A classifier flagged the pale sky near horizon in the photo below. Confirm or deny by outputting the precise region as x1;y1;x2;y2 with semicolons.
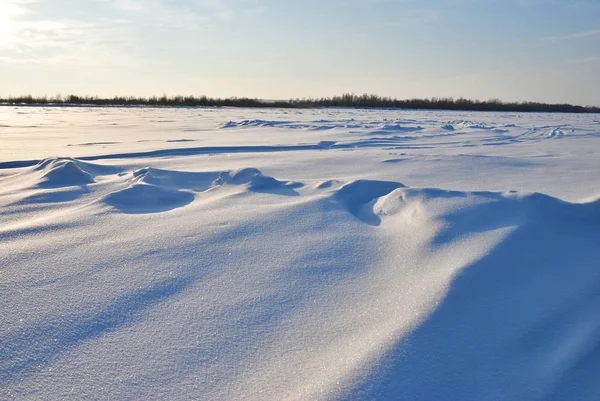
0;0;599;105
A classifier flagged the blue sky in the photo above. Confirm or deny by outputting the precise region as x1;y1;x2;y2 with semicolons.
1;0;599;105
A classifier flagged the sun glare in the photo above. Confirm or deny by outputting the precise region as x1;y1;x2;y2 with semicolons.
0;16;12;36
0;3;25;37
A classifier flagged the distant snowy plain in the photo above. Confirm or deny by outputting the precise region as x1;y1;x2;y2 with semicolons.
1;106;599;400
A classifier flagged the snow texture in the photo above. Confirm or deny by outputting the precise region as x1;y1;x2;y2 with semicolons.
0;106;599;400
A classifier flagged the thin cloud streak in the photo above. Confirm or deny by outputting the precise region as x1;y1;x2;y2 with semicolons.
546;29;600;41
566;55;600;64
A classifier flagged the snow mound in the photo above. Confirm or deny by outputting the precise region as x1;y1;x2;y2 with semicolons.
449;120;498;130
381;124;422;131
317;179;342;189
0;157;125;205
103;183;194;214
347;188;600;400
546;128;566;138
102;167;222;213
372;187;600;229
248;174;285;191
334;179;406;224
102;167;303;214
217;168;303;194
369;124;423;135
222;119;283;128
224;167;264;185
132;167;221;192
221;119;334;130
441;124;455;131
34;157;95;188
511;126;569;144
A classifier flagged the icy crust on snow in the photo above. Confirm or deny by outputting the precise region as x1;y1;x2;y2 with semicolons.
1;108;600;400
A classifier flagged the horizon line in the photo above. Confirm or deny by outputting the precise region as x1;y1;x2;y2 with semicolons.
1;94;599;114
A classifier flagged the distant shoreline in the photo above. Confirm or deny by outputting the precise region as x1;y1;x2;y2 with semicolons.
2;94;599;114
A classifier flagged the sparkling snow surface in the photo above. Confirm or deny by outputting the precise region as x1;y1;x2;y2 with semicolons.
1;106;599;400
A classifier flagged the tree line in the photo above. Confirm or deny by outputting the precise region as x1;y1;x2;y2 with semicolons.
1;93;598;113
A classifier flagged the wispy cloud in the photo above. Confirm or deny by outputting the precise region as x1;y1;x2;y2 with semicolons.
0;0;255;69
546;29;600;41
566;55;600;64
0;1;142;68
512;0;599;8
564;1;600;10
105;0;235;27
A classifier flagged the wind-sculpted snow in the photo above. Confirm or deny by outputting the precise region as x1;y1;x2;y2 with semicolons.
101;167;304;214
104;183;195;214
0;107;599;400
34;158;95;188
351;189;600;400
334;180;406;225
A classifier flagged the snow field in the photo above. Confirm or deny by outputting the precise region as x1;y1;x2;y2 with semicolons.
1;106;599;400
